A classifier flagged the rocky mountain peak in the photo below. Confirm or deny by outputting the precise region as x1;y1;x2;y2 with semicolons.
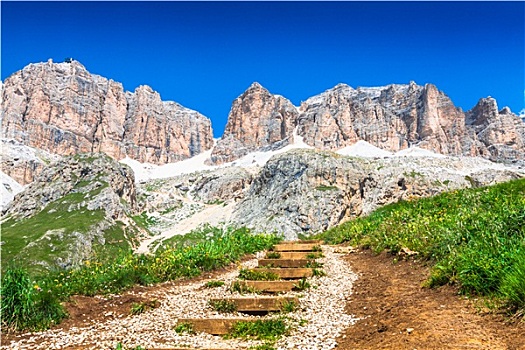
1;60;214;183
209;83;299;164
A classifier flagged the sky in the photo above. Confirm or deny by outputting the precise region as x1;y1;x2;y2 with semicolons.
2;1;524;137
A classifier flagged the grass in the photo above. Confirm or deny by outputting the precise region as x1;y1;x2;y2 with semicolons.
319;178;525;314
226;318;289;341
204;280;225;288
0;267;67;331
208;299;237;313
265;251;281;259
238;269;280;281
230;281;260;294
130;299;159;315
280;300;297;313
315;185;339;191
173;322;195;335
1;226;280;331
293;278;311;291
305;252;323;259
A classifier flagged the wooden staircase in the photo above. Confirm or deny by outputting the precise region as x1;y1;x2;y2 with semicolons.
174;239;324;345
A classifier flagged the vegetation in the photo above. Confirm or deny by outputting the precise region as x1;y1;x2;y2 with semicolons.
1;226;280;331
230;281;260;294
265;251;281;259
129;299;159;315
208;299;237;313
305;252;323;259
238;268;280;281
280;300;297;313
319;178;525;313
315;185;339;191
0;267;67;331
204;280;225;288
173;322;195;335
293;277;311;291
226;318;289;341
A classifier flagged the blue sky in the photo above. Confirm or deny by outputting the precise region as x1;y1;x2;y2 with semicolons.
2;1;524;137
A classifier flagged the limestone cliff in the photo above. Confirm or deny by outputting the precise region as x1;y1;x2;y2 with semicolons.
215;82;525;163
210;82;299;164
1;59;214;167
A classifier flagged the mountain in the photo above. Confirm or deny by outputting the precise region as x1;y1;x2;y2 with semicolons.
1;153;143;274
1;59;214;185
210;82;299;164
214;82;525;164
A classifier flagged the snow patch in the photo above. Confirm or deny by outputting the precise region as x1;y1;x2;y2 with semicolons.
1;170;24;211
337;140;392;158
393;147;447;158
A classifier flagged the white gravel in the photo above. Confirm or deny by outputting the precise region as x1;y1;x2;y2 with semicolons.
2;246;358;350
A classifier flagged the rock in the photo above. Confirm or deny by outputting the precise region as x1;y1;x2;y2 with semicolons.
232;149;524;239
210;82;299;164
3;152;137;220
215;81;525;164
1;59;214;166
190;167;253;202
466;97;525;162
1;139;60;185
1;153;141;272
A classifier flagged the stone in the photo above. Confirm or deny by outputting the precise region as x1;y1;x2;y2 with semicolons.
210;82;299;164
1;60;214;166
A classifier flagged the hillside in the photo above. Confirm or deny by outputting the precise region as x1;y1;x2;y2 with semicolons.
1;153;143;275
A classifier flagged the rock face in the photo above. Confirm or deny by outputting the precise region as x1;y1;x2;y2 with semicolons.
1;138;60;185
1;59;214;165
232;149;524;239
3;153;137;220
215;82;525;163
210;82;299;164
466;98;525;161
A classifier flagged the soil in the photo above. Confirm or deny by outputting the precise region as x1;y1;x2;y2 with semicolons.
3;250;525;350
336;249;525;350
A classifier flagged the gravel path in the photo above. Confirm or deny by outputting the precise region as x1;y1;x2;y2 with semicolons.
3;246;358;350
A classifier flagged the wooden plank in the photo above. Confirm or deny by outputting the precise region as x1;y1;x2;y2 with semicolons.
258;259;310;268
175;318;253;335
209;297;299;312
280;239;322;244
272;243;320;252
252;267;313;279
235;280;297;293
267;251;323;259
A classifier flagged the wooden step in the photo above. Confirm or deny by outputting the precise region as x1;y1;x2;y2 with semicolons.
266;251;323;259
258;258;310;268
175;318;254;335
272;243;320;252
251;267;314;279
234;280;297;293
209;296;299;312
280;239;322;244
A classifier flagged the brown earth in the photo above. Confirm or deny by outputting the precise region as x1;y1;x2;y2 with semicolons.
3;250;525;349
336;249;525;350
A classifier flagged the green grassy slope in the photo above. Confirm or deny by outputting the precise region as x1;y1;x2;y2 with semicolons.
319;178;525;312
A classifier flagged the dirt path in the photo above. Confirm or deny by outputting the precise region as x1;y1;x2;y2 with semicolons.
337;249;525;350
